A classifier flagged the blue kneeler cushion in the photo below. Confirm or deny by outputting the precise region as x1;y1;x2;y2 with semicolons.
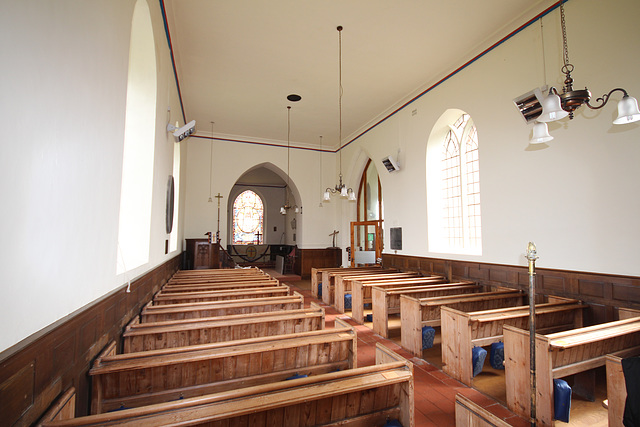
317;283;322;297
285;373;308;380
344;293;352;310
365;313;373;322
472;346;487;377
383;419;403;427
489;342;505;370
553;378;571;423
421;326;435;349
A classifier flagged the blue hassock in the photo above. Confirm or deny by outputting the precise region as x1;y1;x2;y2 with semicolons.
364;303;372;309
318;283;322;297
383;419;403;427
421;326;435;349
365;313;373;322
553;379;572;423
344;294;352;310
285;373;308;380
489;342;505;370
472;346;487;377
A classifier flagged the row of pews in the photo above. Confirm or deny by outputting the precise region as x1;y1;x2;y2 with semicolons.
37;267;415;426
313;265;640;427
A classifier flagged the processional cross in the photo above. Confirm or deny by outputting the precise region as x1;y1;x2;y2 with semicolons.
329;230;339;247
215;193;223;243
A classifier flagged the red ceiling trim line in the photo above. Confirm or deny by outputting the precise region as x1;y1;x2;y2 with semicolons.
162;0;565;153
337;0;565;153
193;135;335;153
159;0;187;125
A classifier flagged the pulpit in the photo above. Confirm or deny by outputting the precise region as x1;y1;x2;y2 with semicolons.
184;239;219;269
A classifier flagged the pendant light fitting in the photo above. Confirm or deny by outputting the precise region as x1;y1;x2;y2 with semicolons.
324;25;356;202
531;2;639;143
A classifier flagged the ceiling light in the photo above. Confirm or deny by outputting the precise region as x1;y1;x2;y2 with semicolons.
534;3;639;131
281;106;300;215
324;26;356;203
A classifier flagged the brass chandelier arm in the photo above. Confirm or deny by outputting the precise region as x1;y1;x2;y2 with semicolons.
585;88;630;110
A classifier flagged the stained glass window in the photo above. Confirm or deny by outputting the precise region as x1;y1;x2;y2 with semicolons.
232;190;264;244
441;113;481;250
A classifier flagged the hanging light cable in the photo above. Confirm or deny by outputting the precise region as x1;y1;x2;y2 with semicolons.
324;25;356;202
281;106;300;215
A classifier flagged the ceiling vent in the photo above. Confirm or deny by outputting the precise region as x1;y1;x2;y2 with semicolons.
382;156;400;173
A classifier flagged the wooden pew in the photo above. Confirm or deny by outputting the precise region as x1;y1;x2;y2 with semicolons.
351;276;448;325
333;272;420;313
168;269;269;283
166;275;275;286
322;268;396;306
454;393;511;427
504;317;640;426
160;278;280;293
122;303;325;352
372;282;480;338
174;267;264;277
34;388;76;427
310;266;382;299
140;292;305;322
441;301;585;386
606;346;640;427
42;344;414;427
401;290;525;357
152;285;289;305
90;323;357;414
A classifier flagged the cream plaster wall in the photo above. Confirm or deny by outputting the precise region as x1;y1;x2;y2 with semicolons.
338;0;640;275
183;138;340;249
0;0;185;352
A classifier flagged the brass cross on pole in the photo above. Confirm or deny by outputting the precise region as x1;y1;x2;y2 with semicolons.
215;193;223;242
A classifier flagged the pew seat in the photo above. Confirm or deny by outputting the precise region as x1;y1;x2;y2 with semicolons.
42;344;414;427
400;290;525;357
90;322;357;413
123;303;325;352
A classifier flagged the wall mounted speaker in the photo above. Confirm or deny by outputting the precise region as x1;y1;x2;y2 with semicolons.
382;156;400;173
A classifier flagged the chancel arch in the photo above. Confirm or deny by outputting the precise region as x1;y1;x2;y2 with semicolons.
226;163;302;265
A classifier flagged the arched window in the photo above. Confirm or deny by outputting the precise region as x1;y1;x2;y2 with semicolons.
427;111;481;255
357;159;383;222
232;190;264;244
116;0;157;273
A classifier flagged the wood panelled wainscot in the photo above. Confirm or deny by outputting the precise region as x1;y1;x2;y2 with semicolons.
0;256;180;427
382;254;640;325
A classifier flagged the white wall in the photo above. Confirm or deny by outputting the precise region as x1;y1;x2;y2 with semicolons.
184;138;340;249
0;0;185;352
339;0;640;276
184;0;640;276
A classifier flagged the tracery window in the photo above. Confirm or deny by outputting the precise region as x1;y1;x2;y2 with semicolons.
441;113;481;250
232;190;264;244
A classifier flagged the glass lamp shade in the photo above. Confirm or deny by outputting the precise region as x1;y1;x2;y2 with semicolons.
323;190;331;201
280;206;286;215
530;121;553;144
538;92;569;122
340;186;348;197
613;95;640;124
348;191;357;201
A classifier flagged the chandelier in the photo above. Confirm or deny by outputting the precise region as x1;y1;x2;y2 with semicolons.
281;106;300;215
324;26;356;202
530;2;640;143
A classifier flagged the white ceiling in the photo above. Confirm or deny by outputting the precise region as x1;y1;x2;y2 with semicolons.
163;0;558;150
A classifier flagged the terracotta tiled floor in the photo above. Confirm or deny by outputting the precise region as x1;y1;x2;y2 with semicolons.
287;279;528;427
